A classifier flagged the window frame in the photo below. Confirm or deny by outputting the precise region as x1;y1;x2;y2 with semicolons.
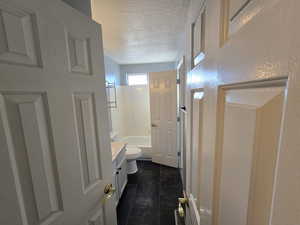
126;73;149;86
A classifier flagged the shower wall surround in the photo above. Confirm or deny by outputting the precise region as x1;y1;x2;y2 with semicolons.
111;85;151;138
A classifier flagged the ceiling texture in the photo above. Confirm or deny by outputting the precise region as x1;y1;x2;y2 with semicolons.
91;0;190;64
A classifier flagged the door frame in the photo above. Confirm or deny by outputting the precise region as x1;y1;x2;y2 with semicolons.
176;56;186;181
212;76;289;225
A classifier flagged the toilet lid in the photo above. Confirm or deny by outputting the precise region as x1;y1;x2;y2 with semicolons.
126;147;142;159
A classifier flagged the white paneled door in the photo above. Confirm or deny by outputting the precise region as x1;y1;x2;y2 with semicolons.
149;71;177;167
0;1;116;225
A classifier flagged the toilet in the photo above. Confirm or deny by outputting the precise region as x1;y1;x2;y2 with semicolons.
126;146;142;174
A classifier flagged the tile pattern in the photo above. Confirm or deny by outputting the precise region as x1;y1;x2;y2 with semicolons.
117;161;183;225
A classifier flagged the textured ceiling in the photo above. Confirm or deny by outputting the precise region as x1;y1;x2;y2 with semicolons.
91;0;190;64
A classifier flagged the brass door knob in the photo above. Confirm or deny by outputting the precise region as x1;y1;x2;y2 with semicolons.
102;184;116;203
178;197;188;204
178;197;188;218
178;202;185;218
104;184;116;195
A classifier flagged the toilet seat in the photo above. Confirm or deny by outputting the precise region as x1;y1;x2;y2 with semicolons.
126;146;142;160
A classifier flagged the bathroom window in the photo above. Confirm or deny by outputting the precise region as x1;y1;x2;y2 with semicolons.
193;91;204;100
127;73;148;86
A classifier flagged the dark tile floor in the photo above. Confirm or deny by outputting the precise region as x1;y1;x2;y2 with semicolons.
117;161;183;225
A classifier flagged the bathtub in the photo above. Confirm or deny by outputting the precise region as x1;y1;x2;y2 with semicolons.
120;136;152;158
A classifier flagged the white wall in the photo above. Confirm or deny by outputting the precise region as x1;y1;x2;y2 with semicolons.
109;87;123;137
104;55;121;85
104;55;121;134
120;62;176;85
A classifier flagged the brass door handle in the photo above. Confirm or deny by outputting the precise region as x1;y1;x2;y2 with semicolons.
104;184;116;195
178;202;184;218
178;197;188;204
178;197;188;218
151;123;158;127
102;184;116;203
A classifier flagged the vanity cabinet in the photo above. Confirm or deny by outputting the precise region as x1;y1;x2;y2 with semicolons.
112;146;127;205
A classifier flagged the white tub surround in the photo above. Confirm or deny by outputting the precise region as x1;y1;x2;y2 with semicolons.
120;136;152;158
121;136;151;147
109;86;151;138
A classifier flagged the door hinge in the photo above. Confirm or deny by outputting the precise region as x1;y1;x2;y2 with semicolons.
177;152;181;157
176;78;180;84
177;116;180;122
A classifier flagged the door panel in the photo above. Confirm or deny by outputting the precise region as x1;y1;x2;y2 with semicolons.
183;91;204;225
150;71;177;167
188;98;203;197
217;87;285;225
219;104;257;225
0;0;116;225
247;93;284;225
0;93;63;225
0;5;42;67
73;93;102;193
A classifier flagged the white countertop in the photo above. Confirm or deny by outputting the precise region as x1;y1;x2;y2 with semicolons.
111;142;126;161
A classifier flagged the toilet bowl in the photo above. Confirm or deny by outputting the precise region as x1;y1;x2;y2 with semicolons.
126;146;142;174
